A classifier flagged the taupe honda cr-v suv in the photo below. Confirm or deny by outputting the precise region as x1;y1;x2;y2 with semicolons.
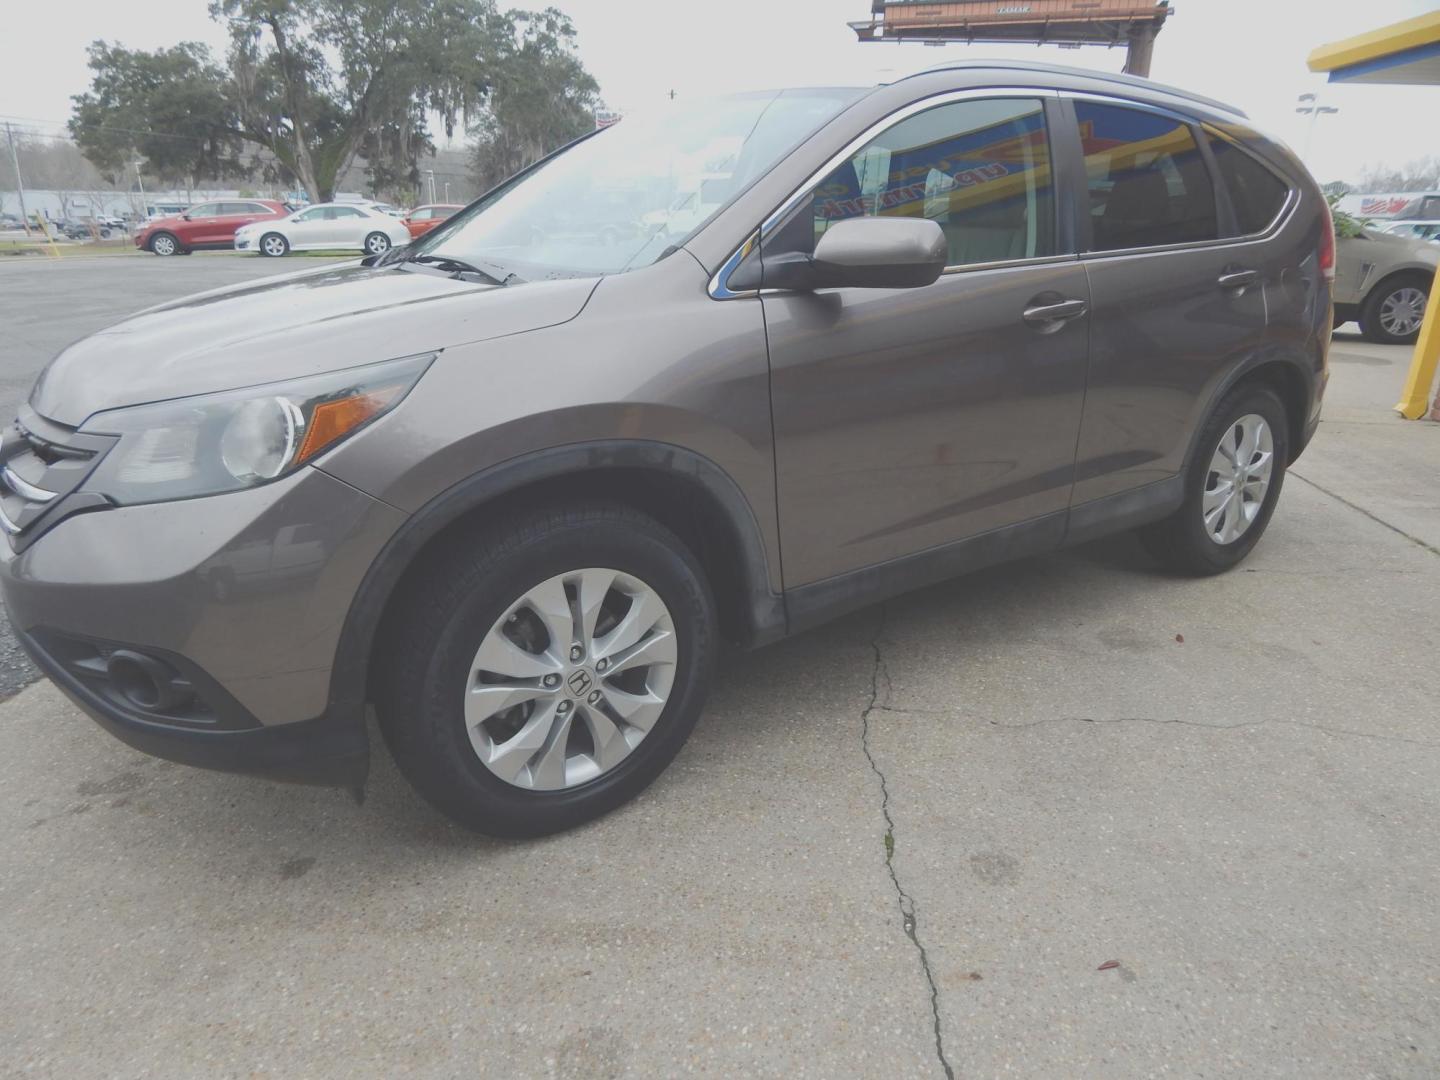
1;62;1331;836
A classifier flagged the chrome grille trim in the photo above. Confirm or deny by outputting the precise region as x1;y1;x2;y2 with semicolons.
2;464;56;503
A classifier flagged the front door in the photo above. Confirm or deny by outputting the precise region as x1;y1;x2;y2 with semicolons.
762;95;1090;588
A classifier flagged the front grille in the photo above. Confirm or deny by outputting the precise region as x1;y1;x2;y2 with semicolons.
0;406;114;550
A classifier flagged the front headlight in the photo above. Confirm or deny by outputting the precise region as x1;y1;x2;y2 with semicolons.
78;352;434;505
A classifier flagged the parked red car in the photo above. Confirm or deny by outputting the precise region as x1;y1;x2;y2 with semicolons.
402;204;464;239
135;199;291;256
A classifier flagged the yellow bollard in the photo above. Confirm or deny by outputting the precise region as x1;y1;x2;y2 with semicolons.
1395;265;1440;420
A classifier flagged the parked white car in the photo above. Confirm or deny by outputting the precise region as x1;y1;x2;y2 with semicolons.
1382;220;1440;243
235;202;411;257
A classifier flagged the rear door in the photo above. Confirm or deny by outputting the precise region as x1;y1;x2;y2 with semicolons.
762;92;1091;588
1068;97;1269;505
328;206;371;248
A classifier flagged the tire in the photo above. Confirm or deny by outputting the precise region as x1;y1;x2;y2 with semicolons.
259;232;289;258
363;231;391;256
375;502;718;837
1139;383;1290;576
148;231;181;256
1359;274;1430;345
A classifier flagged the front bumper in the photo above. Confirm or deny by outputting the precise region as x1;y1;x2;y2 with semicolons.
0;465;407;787
235;235;253;251
18;626;369;786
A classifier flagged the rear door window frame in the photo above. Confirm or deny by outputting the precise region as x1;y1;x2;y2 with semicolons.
1059;92;1235;258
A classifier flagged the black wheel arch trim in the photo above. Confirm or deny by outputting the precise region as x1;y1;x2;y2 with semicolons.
320;439;787;723
1182;351;1316;470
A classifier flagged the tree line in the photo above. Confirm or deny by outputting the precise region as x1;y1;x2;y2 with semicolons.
67;0;601;204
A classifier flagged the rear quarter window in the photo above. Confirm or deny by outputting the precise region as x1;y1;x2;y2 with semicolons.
1206;133;1291;235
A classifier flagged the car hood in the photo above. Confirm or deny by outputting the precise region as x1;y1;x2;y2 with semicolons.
30;262;600;427
1356;228;1440;264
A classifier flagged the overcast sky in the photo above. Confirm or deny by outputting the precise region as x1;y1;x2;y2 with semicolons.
3;0;1438;185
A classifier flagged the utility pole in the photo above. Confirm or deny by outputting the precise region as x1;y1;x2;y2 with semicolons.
133;160;147;221
443;180;450;202
427;169;436;204
5;122;32;235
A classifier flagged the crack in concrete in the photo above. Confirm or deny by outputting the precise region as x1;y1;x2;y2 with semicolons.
861;605;955;1080
1290;470;1440;558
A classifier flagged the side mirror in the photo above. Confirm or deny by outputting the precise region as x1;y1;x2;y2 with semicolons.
181;213;192;221
757;217;948;292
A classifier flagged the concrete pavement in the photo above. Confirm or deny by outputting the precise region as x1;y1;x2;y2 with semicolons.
0;265;1437;1077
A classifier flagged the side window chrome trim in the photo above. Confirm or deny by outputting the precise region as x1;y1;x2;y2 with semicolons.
708;86;1063;300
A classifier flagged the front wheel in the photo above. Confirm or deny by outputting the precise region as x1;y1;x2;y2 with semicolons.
375;502;717;837
364;231;391;256
148;231;181;256
259;233;289;257
1139;383;1289;575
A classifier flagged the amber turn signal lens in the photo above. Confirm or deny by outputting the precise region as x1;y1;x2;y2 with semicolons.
296;386;403;464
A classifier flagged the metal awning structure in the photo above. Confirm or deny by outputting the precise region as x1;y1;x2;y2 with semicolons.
1307;10;1440;85
1309;11;1440;420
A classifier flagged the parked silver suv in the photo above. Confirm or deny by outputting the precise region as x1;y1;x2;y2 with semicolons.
0;62;1331;836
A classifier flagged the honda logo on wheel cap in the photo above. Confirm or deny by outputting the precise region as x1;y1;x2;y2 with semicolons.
567;670;593;696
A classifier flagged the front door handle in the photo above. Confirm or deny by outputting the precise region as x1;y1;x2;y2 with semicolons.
1022;297;1089;326
1217;268;1259;291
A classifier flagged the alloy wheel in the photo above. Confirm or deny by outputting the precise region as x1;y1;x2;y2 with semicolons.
464;568;677;791
262;235;287;257
1202;413;1274;545
366;233;390;255
151;235;176;255
1379;286;1427;338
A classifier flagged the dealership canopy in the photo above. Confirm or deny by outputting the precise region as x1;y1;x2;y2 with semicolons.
1307;10;1440;85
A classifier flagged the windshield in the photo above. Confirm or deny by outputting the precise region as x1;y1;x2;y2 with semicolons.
411;88;864;280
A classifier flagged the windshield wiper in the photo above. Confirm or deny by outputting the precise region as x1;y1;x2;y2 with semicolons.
404;253;523;286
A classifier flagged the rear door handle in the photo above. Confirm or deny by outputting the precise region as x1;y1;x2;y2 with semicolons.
1022;297;1089;325
1217;268;1259;290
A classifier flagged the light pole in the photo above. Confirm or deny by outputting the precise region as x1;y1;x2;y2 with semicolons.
1296;93;1339;161
427;169;436;204
133;160;147;220
443;180;450;202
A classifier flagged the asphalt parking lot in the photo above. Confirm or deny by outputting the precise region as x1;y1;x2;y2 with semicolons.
1;257;1438;1078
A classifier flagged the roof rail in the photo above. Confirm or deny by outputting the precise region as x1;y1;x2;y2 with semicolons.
904;59;1247;118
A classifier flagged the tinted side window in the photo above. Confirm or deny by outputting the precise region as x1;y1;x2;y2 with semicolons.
333;207;366;219
188;204;222;218
1207;134;1290;235
411;208;433;221
811;97;1056;266
1074;101;1217;251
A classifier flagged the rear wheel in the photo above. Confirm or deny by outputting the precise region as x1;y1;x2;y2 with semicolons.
148;231;180;256
364;231;391;256
375;502;717;837
1140;383;1289;575
1360;274;1429;345
259;232;289;257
